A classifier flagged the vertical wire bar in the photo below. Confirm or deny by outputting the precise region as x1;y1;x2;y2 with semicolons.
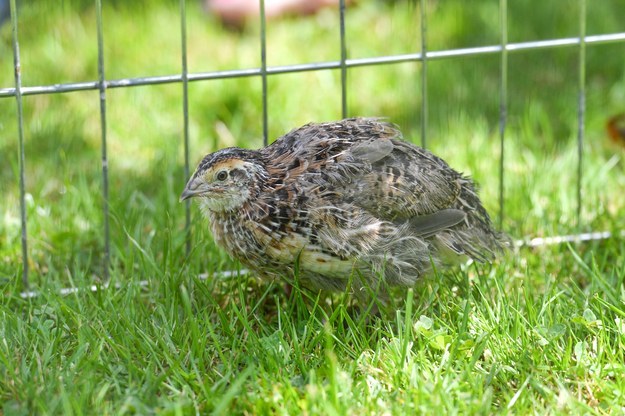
96;0;110;279
339;0;347;118
498;0;508;230
576;0;586;229
260;0;268;145
10;0;28;288
180;0;191;256
419;0;427;149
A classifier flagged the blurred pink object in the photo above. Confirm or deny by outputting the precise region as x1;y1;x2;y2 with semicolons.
206;0;341;26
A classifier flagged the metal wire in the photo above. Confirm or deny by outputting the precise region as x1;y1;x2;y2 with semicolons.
339;0;348;118
576;0;587;230
419;0;427;149
498;0;508;230
260;0;268;146
10;0;28;288
3;33;624;99
180;0;191;256
517;230;623;248
96;0;110;279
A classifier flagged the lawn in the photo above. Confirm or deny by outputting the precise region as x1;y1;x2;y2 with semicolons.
1;0;625;414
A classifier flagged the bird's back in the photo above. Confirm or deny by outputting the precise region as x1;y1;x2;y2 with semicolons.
261;118;505;268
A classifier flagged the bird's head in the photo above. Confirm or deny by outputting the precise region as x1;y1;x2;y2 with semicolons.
180;148;267;213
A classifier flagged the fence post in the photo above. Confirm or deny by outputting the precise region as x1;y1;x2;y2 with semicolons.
180;0;192;256
260;0;268;146
96;0;111;280
576;0;586;230
10;0;29;288
498;0;508;230
420;0;427;149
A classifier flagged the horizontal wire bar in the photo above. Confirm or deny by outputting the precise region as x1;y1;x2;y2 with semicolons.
19;269;248;299
515;230;624;248
17;229;625;299
11;0;29;288
2;32;624;98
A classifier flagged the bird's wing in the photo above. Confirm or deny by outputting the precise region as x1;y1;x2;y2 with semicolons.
315;134;471;227
407;209;467;237
265;118;476;239
330;133;503;260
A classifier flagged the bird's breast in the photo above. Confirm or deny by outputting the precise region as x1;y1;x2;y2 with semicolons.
209;202;353;277
249;224;354;276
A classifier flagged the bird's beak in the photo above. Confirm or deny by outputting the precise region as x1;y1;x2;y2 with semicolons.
179;177;205;202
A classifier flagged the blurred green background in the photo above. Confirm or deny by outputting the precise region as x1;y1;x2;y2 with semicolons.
1;0;624;286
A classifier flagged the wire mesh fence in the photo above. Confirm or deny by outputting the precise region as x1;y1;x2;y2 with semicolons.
3;0;625;289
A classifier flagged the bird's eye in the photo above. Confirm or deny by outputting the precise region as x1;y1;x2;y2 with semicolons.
216;170;228;181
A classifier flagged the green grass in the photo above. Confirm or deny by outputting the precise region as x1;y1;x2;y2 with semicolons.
1;0;625;414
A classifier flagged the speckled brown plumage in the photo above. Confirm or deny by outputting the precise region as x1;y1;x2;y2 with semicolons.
181;118;506;299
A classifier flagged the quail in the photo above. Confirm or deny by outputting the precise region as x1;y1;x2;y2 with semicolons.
181;118;506;300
